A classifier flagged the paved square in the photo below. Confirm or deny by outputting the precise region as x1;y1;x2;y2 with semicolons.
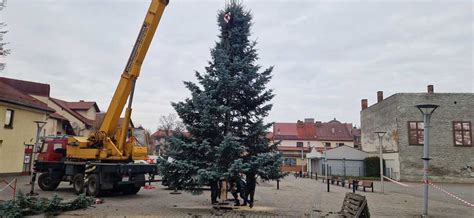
1;176;472;217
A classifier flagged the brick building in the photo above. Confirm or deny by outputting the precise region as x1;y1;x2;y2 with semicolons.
361;85;473;183
272;118;359;172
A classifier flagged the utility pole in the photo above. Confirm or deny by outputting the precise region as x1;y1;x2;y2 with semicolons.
375;131;386;194
416;104;438;217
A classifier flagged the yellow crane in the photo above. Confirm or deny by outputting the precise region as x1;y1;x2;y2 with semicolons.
34;0;169;196
68;0;168;161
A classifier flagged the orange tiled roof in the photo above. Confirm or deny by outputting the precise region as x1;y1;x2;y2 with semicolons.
273;119;354;142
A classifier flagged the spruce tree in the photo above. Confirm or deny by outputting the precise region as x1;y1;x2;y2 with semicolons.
158;0;284;196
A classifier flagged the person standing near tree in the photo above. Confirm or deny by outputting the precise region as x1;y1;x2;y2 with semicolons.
210;180;219;205
245;173;256;208
229;176;241;206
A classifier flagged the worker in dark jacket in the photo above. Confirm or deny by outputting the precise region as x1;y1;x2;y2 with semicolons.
245;173;257;208
229;178;240;206
210;180;219;204
230;174;248;206
238;174;247;206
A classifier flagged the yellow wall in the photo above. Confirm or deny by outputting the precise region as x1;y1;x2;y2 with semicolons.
76;107;97;120
0;103;47;174
314;140;354;148
296;158;306;166
279;139;354;149
279;139;319;148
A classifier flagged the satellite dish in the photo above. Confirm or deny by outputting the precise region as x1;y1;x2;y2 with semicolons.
71;122;80;135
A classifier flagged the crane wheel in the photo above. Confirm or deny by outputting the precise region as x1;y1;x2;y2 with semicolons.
86;174;101;197
38;173;60;191
73;174;85;195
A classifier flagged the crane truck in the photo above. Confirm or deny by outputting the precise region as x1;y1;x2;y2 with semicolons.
33;0;169;196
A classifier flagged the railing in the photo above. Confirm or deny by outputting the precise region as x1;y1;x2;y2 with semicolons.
0;178;17;200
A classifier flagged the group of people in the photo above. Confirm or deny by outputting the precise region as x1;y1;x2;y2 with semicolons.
210;173;257;208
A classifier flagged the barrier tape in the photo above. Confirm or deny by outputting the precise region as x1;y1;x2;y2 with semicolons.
383;176;474;208
382;176;424;188
383;176;410;187
428;181;474;208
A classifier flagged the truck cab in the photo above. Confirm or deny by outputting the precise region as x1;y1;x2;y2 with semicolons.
37;136;68;162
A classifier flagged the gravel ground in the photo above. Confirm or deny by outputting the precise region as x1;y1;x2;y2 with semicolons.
1;175;473;217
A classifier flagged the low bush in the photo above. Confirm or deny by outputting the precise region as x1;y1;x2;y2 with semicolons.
0;191;94;217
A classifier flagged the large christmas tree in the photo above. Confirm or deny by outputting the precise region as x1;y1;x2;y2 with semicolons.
159;0;284;198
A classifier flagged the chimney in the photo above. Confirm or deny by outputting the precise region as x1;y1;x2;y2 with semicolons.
427;85;434;94
377;91;383;103
361;99;368;110
304;118;315;123
79;100;84;102
297;120;304;127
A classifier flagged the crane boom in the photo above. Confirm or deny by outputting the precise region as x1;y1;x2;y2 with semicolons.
100;0;168;137
98;0;168;156
67;0;169;161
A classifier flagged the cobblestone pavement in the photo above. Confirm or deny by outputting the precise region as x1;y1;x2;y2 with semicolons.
1;175;473;217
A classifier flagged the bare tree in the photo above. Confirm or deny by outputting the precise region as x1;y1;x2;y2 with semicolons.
157;113;184;136
155;113;185;156
0;2;9;72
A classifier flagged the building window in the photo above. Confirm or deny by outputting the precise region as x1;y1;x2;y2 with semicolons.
4;109;14;129
453;121;472;146
408;121;424;145
324;142;331;148
337;143;345;147
282;158;296;166
296;141;303;147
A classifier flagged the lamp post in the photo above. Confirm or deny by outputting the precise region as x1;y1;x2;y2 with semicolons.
28;121;47;196
324;144;327;178
416;104;438;217
324;143;329;192
375;131;386;194
301;146;304;177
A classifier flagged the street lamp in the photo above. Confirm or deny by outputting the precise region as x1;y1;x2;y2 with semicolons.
375;131;386;194
324;143;328;180
301;146;304;177
416;104;438;217
28;121;47;196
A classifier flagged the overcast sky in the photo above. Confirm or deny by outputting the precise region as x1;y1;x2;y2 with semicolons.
1;0;472;130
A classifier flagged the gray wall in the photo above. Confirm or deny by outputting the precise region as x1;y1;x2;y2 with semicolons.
361;95;401;153
326;159;365;177
312;159;365;177
361;93;474;183
310;146;371;177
